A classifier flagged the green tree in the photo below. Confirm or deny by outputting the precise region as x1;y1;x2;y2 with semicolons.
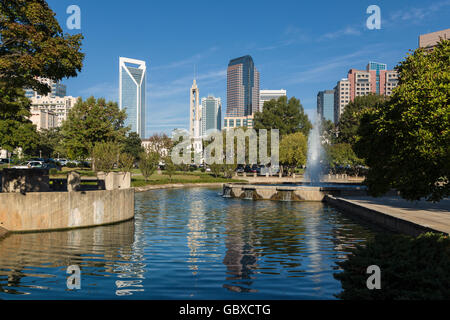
355;40;450;202
324;143;363;173
37;127;65;158
163;155;176;182
139;151;159;182
337;94;387;147
0;0;84;95
254;96;312;137
122;132;144;161
0;0;84;156
92;141;120;173
0;85;39;155
119;153;135;173
279;132;307;173
61;97;129;160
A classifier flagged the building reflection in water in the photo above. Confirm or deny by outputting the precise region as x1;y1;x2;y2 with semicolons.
0;219;146;296
186;189;207;275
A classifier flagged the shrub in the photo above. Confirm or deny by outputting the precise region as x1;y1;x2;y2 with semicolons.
49;168;59;175
139;151;159;181
66;162;77;168
119;153;135;172
334;232;450;300
92;142;120;172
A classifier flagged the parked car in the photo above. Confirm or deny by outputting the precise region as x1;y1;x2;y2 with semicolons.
12;161;46;169
56;159;68;166
236;165;245;174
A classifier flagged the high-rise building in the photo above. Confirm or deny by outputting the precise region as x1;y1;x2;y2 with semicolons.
29;95;79;127
189;79;203;154
225;55;260;129
259;89;287;112
317;90;335;123
119;57;147;138
333;79;350;124
419;28;450;50
25;77;67;99
334;62;399;124
189;79;201;138
201;95;221;136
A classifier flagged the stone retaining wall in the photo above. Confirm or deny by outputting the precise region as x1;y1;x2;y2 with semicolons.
0;188;135;233
324;195;439;236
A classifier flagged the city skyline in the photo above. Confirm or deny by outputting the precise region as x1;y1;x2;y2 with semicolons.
46;0;450;135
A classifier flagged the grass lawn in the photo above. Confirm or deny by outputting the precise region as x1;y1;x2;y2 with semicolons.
44;167;244;187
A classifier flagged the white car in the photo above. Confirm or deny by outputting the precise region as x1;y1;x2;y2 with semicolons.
12;161;46;169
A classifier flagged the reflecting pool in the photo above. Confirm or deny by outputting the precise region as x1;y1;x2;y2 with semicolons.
0;187;380;299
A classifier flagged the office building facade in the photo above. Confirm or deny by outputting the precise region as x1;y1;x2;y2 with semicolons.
119;57;147;138
225;55;259;129
259;89;287;112
201;95;221;136
419;28;449;50
334;62;399;124
30;95;79;127
317;90;335;123
25;77;67;99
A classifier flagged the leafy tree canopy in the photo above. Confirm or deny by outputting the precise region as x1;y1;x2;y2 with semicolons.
61;97;129;160
123;132;144;160
337;94;387;147
355;40;450;202
254;96;312;137
279;132;307;168
0;0;84;95
0;83;39;155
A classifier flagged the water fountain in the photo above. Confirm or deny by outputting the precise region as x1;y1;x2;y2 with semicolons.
243;189;255;200
304;113;324;186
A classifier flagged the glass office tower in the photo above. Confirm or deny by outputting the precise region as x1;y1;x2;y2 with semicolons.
201;96;222;136
317;90;335;123
226;55;260;117
119;57;147;138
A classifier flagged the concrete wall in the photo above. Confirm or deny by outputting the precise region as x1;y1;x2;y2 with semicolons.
223;184;367;202
2;169;49;193
324;195;438;237
0;188;135;232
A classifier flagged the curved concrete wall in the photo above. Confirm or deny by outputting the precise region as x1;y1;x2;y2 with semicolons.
0;189;135;233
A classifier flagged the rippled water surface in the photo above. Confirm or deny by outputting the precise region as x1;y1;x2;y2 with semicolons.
0;187;380;299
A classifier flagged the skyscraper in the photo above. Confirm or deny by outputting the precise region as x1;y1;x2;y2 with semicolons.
334;62;398;124
189;79;201;138
119;57;147;138
201;95;222;136
224;55;259;129
189;79;203;154
317;90;335;123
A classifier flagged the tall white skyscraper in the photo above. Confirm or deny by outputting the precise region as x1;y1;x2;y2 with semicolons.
189;79;202;154
119;57;147;138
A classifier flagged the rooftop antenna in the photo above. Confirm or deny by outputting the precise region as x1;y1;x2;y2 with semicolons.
194;64;197;81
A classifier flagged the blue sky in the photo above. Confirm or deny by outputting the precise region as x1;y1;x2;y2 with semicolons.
47;0;449;137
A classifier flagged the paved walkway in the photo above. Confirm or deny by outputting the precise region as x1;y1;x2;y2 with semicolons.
337;196;450;235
